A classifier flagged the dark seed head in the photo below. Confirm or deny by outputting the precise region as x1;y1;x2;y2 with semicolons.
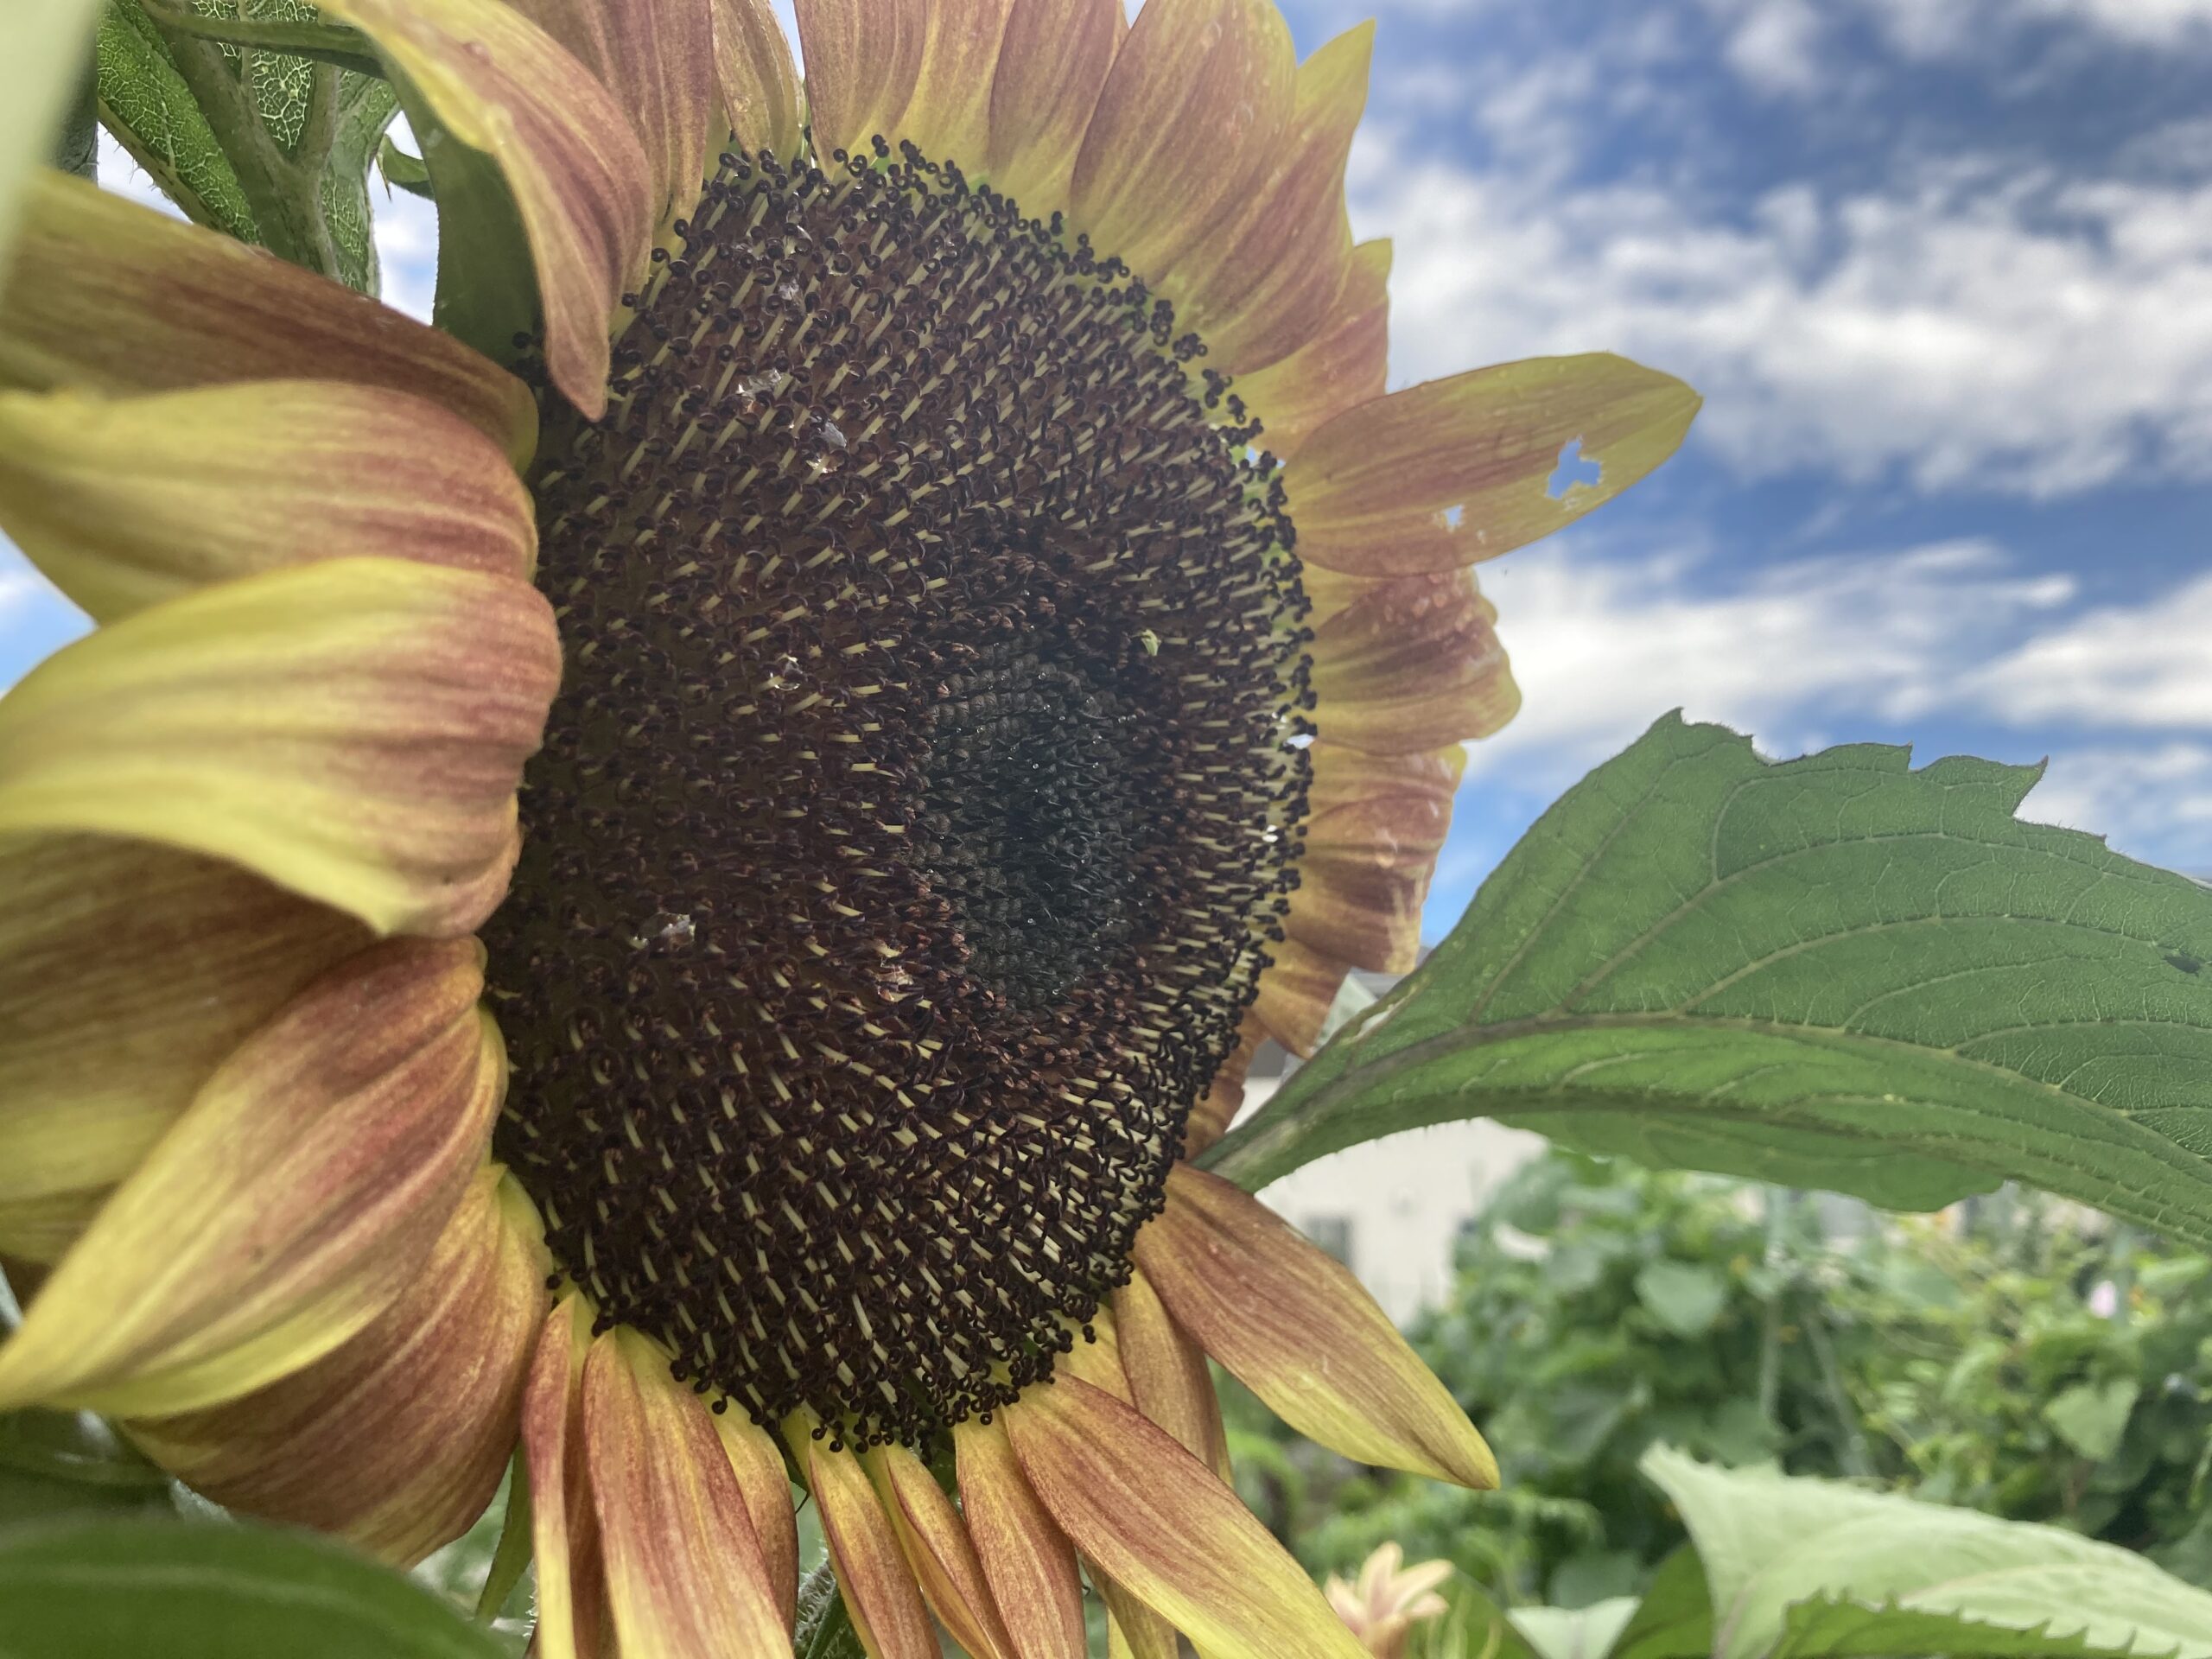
485;142;1313;1446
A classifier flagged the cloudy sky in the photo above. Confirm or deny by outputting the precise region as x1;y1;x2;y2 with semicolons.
4;0;2208;942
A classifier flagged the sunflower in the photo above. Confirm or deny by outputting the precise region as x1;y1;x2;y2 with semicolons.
0;0;1695;1654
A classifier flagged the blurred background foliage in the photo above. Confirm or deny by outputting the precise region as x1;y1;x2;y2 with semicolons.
1224;1150;2212;1621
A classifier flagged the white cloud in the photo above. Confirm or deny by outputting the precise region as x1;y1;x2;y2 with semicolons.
1351;125;2212;495
1967;571;2212;729
1461;537;2076;799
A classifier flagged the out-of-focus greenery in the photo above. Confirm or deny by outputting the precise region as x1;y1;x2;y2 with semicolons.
1230;1150;2212;1613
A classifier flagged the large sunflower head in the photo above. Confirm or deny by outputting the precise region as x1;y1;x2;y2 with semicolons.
0;1;1697;1654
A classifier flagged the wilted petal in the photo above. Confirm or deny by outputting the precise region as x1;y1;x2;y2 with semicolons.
795;0;927;164
0;836;367;1264
0;381;535;624
0;172;536;465
1287;744;1466;973
0;557;560;939
791;1410;938;1659
1069;0;1294;285
1293;355;1701;576
1235;238;1389;464
317;0;652;417
507;0;714;239
583;1328;792;1659
984;0;1122;213
1110;1266;1227;1478
0;939;502;1418
867;1441;1014;1659
1308;569;1519;754
1004;1372;1369;1659
129;1168;548;1565
524;1294;613;1659
954;1417;1088;1659
1172;24;1370;376
1134;1166;1497;1491
715;1408;798;1629
1252;937;1346;1059
711;0;803;162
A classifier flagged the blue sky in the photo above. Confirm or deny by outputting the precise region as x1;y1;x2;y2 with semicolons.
5;0;2208;944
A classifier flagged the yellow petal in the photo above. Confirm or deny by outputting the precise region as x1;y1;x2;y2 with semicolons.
508;0;714;239
1133;1166;1497;1491
866;1442;1014;1659
983;0;1122;214
524;1294;614;1659
1252;937;1348;1059
0;557;560;939
0;938;502;1418
1293;354;1702;576
1236;238;1389;465
892;0;1018;171
0;380;535;625
582;1327;792;1659
0;836;367;1263
711;0;804;162
0;171;535;467
794;0;927;164
1287;744;1467;973
1100;1574;1180;1659
129;1167;548;1566
1004;1371;1370;1659
318;0;652;417
1110;1266;1228;1478
790;1410;938;1659
1172;23;1371;376
715;1408;799;1630
954;1417;1088;1659
1068;0;1294;287
0;2;102;259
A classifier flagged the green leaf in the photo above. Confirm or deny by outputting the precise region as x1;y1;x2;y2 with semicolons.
0;1516;509;1659
1205;716;2212;1244
1516;1599;1643;1659
1606;1548;1714;1659
95;0;258;239
1635;1262;1729;1339
1642;1446;2212;1659
0;1410;175;1527
2045;1378;2140;1462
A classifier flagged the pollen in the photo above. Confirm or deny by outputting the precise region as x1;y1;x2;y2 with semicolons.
485;142;1313;1446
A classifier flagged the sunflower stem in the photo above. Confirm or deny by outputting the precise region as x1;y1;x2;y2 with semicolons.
793;1560;867;1659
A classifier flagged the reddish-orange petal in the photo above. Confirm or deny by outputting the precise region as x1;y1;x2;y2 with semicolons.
791;1413;938;1659
319;0;653;417
582;1328;792;1659
1287;743;1467;973
0;379;536;624
795;0;928;165
1252;937;1348;1059
1172;24;1371;376
1135;1166;1497;1491
954;1416;1088;1659
0;558;561;940
715;1408;799;1630
893;0;1020;170
0;836;368;1265
1068;0;1295;286
1004;1372;1369;1659
867;1442;1015;1659
129;1168;548;1566
984;0;1123;213
506;0;715;240
524;1294;613;1659
1293;355;1701;577
1308;568;1521;754
0;172;536;466
0;939;502;1419
1110;1266;1229;1479
1236;238;1390;464
711;0;804;162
